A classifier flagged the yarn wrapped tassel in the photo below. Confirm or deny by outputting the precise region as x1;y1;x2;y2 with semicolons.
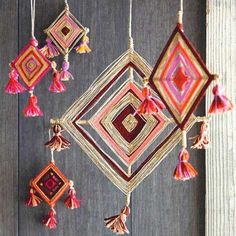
49;62;66;93
104;206;130;235
23;91;43;117
136;79;165;115
173;130;198;181
45;124;71;152
208;83;233;114
42;207;57;229
60;55;74;81
64;180;80;210
25;187;42;207
5;69;26;94
191;121;209;149
75;31;91;54
40;38;60;58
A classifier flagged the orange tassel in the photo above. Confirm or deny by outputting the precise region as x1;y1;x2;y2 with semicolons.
104;206;130;234
173;148;198;181
25;187;42;207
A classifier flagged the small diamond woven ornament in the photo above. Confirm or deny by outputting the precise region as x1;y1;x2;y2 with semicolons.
25;124;81;229
41;0;91;83
5;0;54;117
149;0;233;181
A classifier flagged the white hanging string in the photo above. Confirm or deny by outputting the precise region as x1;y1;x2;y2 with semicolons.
177;0;184;24
180;0;183;12
30;0;35;38
128;0;134;50
48;128;55;163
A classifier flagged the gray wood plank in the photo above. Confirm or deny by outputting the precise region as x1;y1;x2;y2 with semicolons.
0;1;19;236
131;0;206;236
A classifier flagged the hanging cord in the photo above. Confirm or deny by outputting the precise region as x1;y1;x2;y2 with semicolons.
65;0;69;11
48;128;55;163
30;0;36;38
128;0;134;50
177;0;183;24
125;166;132;206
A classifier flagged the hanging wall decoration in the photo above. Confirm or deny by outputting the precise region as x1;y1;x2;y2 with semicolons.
5;0;53;117
25;124;81;229
42;0;232;234
41;0;91;82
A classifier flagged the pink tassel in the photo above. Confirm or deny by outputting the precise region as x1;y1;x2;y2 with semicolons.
64;181;80;210
5;69;26;94
75;34;91;54
60;61;74;81
25;187;42;207
209;84;233;114
23;92;43;117
191;121;209;149
40;38;60;58
173;148;198;181
104;206;130;234
42;207;58;229
136;86;165;115
49;67;66;93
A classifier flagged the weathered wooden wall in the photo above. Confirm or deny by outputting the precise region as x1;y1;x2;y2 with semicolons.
206;1;236;236
0;0;206;235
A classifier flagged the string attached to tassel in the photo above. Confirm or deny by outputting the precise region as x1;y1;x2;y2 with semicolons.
45;124;71;152
64;180;81;209
75;28;91;54
173;130;198;181
208;76;233;114
136;77;165;115
23;90;43;117
49;61;66;93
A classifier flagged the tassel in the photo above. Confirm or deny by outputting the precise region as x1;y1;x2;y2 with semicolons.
191;121;209;149
75;34;91;54
25;187;42;207
40;38;60;58
5;69;26;94
173;148;198;181
209;84;233;114
136;80;165;115
49;62;66;93
60;55;74;81
64;180;81;210
23;92;43;117
45;124;71;152
42;207;57;229
104;206;130;235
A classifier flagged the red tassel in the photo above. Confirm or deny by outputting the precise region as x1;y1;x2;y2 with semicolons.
104;206;130;234
64;181;81;210
173;148;198;181
49;62;66;93
45;124;71;151
136;86;165;115
5;69;26;94
191;122;209;149
209;84;233;114
40;38;60;58
42;207;57;229
75;34;91;54
23;92;43;117
25;187;42;207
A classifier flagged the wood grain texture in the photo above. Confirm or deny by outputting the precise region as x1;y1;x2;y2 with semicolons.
206;1;236;236
0;1;18;236
0;0;206;235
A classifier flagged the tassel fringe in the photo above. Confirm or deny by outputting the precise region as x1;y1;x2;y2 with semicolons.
23;92;43;117
25;187;42;207
40;38;60;58
42;207;57;229
191;122;209;149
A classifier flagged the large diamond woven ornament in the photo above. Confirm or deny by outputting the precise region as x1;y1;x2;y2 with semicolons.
44;7;86;55
31;162;69;206
149;25;214;129
61;49;197;194
11;39;51;89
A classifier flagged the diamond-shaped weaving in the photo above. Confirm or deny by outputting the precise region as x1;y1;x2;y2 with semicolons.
45;8;85;54
60;49;198;194
11;40;51;89
149;25;214;129
31;162;69;206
